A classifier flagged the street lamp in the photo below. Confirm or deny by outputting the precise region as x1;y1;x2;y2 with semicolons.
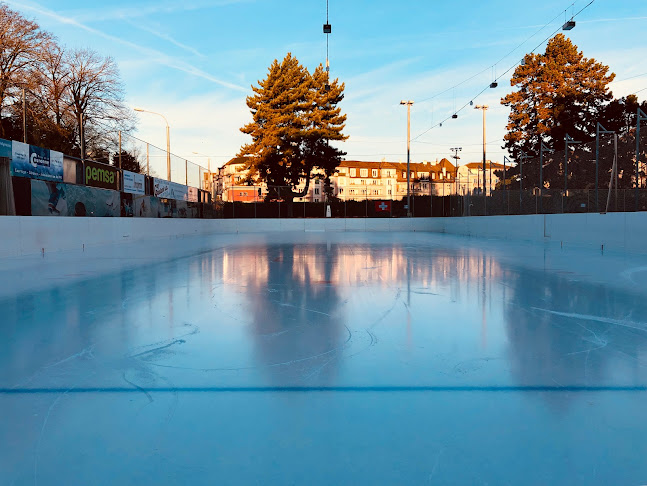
134;108;171;181
474;105;488;214
400;100;414;217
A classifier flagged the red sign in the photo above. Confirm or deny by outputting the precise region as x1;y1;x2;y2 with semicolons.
375;201;391;212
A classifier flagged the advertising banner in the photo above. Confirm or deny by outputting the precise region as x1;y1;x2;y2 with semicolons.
0;138;11;158
153;178;189;201
85;160;119;190
10;140;64;181
123;170;145;195
133;195;162;218
31;179;120;217
188;186;199;202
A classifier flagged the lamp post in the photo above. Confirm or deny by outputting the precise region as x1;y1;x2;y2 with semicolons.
192;151;212;192
134;108;171;181
475;105;488;215
450;147;462;196
400;100;414;217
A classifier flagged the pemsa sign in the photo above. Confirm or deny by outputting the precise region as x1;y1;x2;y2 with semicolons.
85;160;119;190
7;139;64;182
123;170;145;195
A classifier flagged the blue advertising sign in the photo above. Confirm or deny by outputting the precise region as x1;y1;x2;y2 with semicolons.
10;140;64;181
0;138;11;159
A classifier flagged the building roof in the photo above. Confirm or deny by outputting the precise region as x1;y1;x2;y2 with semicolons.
224;156;251;167
464;161;505;169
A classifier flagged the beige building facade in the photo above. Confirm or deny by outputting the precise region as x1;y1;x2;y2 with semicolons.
212;157;504;202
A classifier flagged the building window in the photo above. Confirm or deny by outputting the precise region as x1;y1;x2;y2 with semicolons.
314;188;320;195
402;171;406;178
423;184;427;190
339;188;344;194
387;180;392;185
314;198;319;202
360;168;368;177
372;169;378;177
339;177;346;186
361;179;366;185
411;172;415;179
388;189;392;195
372;180;378;185
350;168;356;177
432;173;436;180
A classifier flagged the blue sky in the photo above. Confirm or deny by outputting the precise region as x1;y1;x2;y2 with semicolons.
7;0;647;169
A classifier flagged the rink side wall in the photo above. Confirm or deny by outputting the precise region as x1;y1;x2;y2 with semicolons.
1;212;646;257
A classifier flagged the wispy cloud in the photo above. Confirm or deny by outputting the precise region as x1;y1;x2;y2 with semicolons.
7;0;246;91
123;19;206;58
62;0;252;23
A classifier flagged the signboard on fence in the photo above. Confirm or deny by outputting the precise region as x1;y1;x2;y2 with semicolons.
85;159;119;190
188;186;199;203
153;177;189;201
375;200;392;212
9;140;64;182
123;170;145;195
31;179;120;217
0;138;11;159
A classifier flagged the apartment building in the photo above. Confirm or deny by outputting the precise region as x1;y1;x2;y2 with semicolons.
214;156;503;202
456;162;506;196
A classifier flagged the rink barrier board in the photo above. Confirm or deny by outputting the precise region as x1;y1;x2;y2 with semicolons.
0;212;646;258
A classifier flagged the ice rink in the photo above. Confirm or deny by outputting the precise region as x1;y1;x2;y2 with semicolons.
2;231;647;485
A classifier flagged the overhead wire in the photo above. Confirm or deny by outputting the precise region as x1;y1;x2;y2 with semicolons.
411;0;597;143
416;2;577;105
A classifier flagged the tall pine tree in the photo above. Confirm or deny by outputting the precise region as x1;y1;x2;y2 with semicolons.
239;53;347;205
502;35;615;158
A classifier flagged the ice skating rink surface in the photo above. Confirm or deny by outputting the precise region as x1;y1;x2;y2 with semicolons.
2;231;647;485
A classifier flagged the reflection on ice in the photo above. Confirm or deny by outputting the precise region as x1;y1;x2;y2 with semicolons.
2;233;647;485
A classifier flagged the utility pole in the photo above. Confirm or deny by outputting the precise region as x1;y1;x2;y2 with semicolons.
450;147;462;195
22;88;27;144
79;113;85;161
475;105;488;215
401;100;414;216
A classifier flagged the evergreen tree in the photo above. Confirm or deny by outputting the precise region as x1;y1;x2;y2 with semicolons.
239;53;347;206
503;34;615;156
501;34;615;189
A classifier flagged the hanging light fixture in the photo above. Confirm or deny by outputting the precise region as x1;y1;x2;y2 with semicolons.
563;18;575;30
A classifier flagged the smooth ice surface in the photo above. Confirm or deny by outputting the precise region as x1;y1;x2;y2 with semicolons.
2;231;647;485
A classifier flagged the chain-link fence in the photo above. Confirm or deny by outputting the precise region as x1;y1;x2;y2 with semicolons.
118;132;207;190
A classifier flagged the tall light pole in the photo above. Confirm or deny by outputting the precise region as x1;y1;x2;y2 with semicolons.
450;147;462;196
475;105;488;215
134;108;171;181
400;100;414;216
